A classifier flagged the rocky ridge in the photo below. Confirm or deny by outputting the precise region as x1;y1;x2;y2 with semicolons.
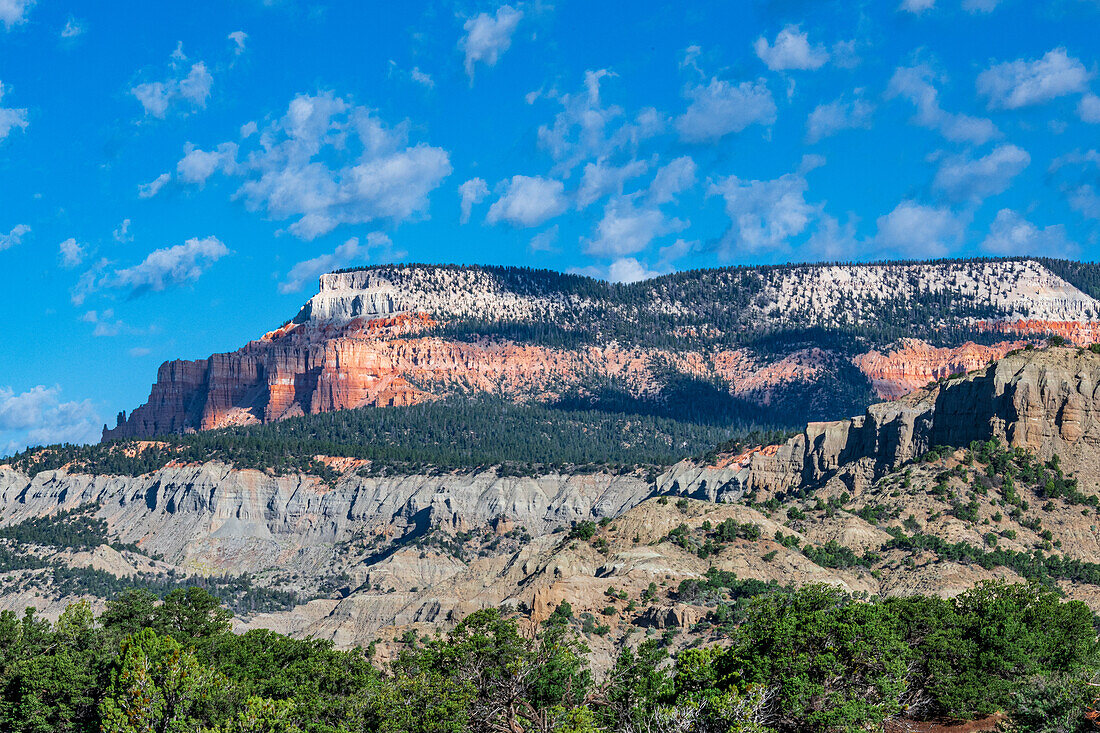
7;345;1100;658
104;259;1100;440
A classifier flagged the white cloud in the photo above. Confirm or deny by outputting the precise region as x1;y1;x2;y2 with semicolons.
875;201;963;257
962;0;1000;12
138;172;171;199
899;0;935;13
131;46;214;118
658;237;698;264
458;177;489;224
460;5;523;80
676;77;776;143
59;237;85;268
486;175;567;227
0;223;29;251
708;168;818;253
569;257;664;283
932;144;1030;203
103;236;229;296
0;0;32;30
61;16;85;38
176;142;238;185
1069;185;1100;220
240;120;258;138
647;156;697;204
186;92;451;239
279;233;391;293
129;347;151;358
805;95;874;143
529;225;559;253
806;214;862;260
981;209;1076;256
576;159;648;209
607;257;661;283
887;65;998;144
0;385;101;456
113;219;133;243
1079;94;1100;123
536;70;664;174
584;197;683;257
977;48;1090;110
228;30;247;55
753;26;829;71
410;67;434;88
0;81;28;142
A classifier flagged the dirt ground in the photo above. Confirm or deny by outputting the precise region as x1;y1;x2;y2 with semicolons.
886;714;1006;733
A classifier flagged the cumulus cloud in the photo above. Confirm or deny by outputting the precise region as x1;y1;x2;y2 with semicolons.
805;95;874;143
676;77;776;143
0;0;32;30
1079;94;1100;123
708;167;818;254
899;0;935;13
59;237;85;268
279;233;392;293
875;201;963;257
0;223;29;251
458;177;489;223
102;236;229;296
981;209;1076;257
932;144;1030;203
486;175;568;227
0;81;29;142
0;385;101;456
887;65;998;145
176;92;450;239
536;70;664;174
584;197;683;257
977;48;1090;110
228;30;247;55
753;26;829;71
131;45;214;118
607;257;662;283
647;156;697;204
569;257;664;283
460;5;522;80
138;172;171;199
176;142;238;185
576;159;648;209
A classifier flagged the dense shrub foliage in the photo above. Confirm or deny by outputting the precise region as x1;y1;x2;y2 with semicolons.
0;580;1095;733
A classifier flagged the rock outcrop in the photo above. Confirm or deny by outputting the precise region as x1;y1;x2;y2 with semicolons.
104;260;1100;441
723;346;1100;497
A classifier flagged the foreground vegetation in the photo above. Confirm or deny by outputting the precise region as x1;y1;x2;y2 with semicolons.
8;398;784;478
0;580;1096;733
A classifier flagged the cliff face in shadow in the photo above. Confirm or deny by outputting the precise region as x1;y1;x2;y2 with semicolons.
727;347;1100;498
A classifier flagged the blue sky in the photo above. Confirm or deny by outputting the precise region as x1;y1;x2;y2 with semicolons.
1;0;1099;454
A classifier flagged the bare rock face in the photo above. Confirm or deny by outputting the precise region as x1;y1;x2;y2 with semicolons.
726;347;1100;496
104;261;1100;441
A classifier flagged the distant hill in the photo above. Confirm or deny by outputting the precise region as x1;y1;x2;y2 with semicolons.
102;257;1100;440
